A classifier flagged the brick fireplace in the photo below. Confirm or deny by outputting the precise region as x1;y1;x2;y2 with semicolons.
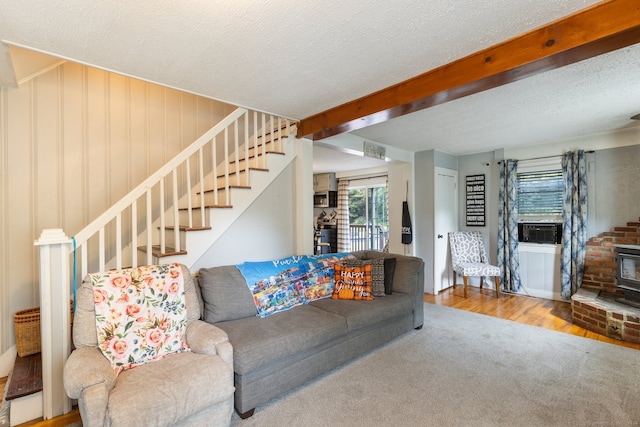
571;217;640;344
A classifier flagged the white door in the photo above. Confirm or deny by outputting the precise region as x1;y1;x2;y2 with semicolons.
433;168;458;294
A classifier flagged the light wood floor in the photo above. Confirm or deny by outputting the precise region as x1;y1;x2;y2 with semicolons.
3;287;639;427
425;285;640;350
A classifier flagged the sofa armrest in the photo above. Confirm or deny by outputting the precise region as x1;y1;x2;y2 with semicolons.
352;250;425;329
64;347;116;399
63;347;116;426
186;319;234;366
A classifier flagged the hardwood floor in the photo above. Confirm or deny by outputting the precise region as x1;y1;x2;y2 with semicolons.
425;285;640;350
3;287;638;427
15;410;81;427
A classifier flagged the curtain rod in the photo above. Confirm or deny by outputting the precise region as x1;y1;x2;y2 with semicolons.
340;174;388;183
498;150;594;164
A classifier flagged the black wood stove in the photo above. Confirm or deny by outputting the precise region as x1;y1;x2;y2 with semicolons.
615;245;640;308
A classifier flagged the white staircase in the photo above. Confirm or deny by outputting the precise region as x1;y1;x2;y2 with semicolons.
152;136;294;267
33;107;297;420
70;107;297;275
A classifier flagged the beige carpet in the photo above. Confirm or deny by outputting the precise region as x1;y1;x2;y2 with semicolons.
231;303;640;427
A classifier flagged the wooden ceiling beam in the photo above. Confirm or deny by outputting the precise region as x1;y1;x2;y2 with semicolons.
298;0;640;140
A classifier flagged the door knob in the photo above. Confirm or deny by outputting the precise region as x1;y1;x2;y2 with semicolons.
437;234;443;239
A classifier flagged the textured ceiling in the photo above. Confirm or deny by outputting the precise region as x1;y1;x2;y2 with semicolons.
1;0;639;171
351;42;640;156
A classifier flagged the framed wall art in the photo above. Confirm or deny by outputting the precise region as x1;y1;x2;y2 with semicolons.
465;174;485;226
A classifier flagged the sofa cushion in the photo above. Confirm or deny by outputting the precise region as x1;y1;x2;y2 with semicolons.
382;257;396;295
351;251;423;296
309;293;413;332
198;265;257;323
215;305;347;375
107;351;233;426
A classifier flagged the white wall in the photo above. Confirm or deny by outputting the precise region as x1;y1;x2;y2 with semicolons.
0;61;236;354
413;150;435;291
413;149;460;294
192;165;297;268
592;144;640;234
294;139;315;255
456;150;502;263
387;161;414;256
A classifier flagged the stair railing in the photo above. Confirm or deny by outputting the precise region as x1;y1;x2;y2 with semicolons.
34;106;294;420
73;107;293;276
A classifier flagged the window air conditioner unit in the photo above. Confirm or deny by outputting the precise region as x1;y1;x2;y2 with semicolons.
518;223;562;244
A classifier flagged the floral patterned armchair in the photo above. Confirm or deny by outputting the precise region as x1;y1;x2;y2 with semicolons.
449;231;501;298
63;264;235;427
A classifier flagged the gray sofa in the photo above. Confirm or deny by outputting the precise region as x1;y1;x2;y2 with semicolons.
198;250;425;418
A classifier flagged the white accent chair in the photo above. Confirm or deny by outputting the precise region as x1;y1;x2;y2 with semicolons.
449;231;501;298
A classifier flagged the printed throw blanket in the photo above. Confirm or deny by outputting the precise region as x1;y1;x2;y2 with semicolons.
90;263;190;374
236;253;354;318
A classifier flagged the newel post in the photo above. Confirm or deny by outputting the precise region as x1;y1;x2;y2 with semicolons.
34;229;73;419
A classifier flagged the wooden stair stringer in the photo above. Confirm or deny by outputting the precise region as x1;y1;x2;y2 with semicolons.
157;136;296;268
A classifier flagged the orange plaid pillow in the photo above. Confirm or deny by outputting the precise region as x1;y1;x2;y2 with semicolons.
331;263;373;301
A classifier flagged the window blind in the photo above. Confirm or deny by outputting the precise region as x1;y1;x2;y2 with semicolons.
517;170;563;217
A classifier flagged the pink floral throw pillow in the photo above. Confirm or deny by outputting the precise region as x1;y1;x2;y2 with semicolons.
90;263;190;374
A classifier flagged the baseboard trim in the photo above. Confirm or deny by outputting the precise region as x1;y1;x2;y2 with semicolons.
0;347;17;378
9;391;42;426
511;286;563;301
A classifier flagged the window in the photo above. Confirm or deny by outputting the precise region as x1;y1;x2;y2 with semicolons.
348;179;388;251
517;169;563;221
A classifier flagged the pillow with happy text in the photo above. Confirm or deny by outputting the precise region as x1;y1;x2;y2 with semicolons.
341;258;385;297
331;263;373;301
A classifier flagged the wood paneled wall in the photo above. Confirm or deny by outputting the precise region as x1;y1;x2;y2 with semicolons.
0;61;234;352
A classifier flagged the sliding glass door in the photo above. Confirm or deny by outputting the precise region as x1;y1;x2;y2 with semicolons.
348;183;388;251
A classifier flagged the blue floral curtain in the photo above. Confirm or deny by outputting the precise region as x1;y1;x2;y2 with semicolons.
498;159;521;292
337;180;351;253
561;150;588;299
